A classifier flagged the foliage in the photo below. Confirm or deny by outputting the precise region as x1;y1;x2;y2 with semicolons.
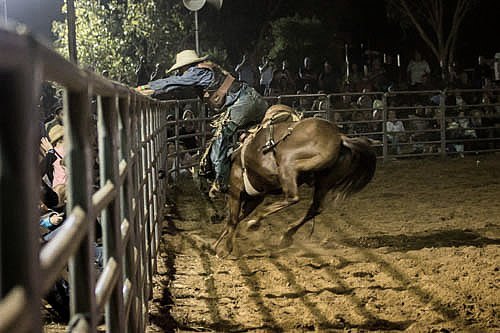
53;0;191;85
268;15;326;69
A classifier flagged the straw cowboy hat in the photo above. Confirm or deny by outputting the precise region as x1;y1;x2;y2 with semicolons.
48;124;64;144
166;50;208;74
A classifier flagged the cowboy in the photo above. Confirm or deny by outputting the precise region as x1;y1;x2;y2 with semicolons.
136;50;268;195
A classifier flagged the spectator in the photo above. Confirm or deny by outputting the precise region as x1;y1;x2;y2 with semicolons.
472;56;493;88
409;105;430;153
48;124;67;188
235;53;258;89
386;110;406;155
407;51;430;88
179;108;199;152
357;88;373;109
298;56;318;92
272;60;296;94
346;63;362;90
318;61;337;92
45;101;63;134
258;56;274;96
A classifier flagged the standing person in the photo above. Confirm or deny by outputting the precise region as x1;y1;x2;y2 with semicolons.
272;59;296;94
235;53;258;89
407;51;430;88
298;56;318;92
318;60;337;93
258;56;274;96
136;50;268;196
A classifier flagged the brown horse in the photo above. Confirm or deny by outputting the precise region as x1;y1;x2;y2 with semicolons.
213;104;377;257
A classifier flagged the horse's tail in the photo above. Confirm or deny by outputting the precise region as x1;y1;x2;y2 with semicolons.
333;135;377;200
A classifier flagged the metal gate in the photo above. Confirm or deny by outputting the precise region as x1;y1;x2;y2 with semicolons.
0;27;167;332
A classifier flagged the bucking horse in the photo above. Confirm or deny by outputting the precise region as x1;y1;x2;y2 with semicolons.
213;104;377;257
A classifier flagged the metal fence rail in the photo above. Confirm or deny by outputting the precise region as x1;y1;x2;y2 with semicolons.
0;27;166;332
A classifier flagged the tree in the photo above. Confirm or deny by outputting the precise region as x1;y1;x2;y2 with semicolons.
386;0;477;78
53;0;190;85
268;15;326;69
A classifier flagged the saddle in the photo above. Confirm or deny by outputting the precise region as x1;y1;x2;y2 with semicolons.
238;105;301;196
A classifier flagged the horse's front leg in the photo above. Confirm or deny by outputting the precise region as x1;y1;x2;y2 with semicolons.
213;189;241;257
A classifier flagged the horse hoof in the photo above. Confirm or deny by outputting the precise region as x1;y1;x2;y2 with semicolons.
279;235;293;248
246;219;261;231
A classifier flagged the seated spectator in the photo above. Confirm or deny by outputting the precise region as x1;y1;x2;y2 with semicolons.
408;105;430;153
357;88;373;110
332;111;346;132
386;110;406;155
179;108;199;152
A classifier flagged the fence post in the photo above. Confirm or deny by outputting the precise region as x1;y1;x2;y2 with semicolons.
98;95;125;332
439;90;447;158
174;103;181;183
382;93;389;162
0;41;42;333
118;94;139;332
65;87;98;331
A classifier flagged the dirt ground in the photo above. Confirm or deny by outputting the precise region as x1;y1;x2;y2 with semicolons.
146;155;500;333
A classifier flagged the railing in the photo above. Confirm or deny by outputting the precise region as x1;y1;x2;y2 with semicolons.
167;89;500;180
0;27;168;332
1;25;499;333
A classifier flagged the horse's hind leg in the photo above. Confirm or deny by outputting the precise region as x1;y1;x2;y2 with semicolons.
250;167;300;223
279;179;330;248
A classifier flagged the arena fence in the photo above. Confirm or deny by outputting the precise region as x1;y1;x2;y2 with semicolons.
1;26;499;333
167;88;499;180
0;28;168;332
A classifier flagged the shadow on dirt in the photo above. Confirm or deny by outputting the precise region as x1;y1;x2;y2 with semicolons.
341;229;500;251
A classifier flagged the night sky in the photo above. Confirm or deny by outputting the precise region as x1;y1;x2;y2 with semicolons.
5;0;499;67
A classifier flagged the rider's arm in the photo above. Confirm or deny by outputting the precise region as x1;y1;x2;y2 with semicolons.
148;67;214;93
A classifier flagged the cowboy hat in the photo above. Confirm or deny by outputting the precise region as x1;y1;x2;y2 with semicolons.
166;50;208;74
48;124;64;144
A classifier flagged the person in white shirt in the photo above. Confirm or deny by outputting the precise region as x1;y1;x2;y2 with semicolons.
386;110;406;154
259;56;274;96
407;51;430;87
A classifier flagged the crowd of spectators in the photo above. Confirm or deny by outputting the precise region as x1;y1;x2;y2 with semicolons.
232;49;500;157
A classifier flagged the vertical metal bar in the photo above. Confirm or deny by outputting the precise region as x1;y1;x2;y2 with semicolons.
143;103;153;298
382;93;388;162
199;100;207;151
139;100;151;324
131;96;145;332
118;95;138;333
439;90;447;158
65;87;97;331
174;103;181;183
0;43;42;333
195;10;200;55
97;95;125;332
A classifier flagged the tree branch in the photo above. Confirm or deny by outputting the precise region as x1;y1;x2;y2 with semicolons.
399;0;440;60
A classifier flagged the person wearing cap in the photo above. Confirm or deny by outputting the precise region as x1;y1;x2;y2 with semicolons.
137;50;268;196
40;124;67;189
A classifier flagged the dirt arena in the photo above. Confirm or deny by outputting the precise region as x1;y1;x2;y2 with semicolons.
146;154;500;333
